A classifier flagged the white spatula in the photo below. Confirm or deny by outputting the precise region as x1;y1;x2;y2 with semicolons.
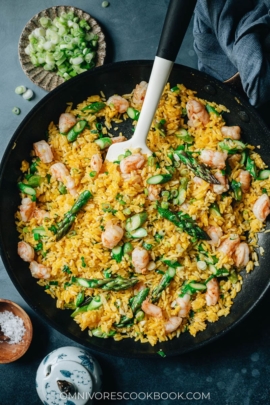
106;0;196;162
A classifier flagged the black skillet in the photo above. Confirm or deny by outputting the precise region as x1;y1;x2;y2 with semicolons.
1;1;270;358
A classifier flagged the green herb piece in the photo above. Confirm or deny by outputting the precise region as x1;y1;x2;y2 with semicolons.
157;350;166;358
62;265;72;274
206;104;219;115
82;101;105;112
58;182;67;194
101;203;117;214
81;257;86;267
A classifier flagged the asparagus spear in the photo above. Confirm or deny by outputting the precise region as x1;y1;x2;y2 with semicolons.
174;150;220;184
55;190;92;240
55;215;76;241
114;287;150;328
157;205;210;240
151;267;176;303
75;276;138;291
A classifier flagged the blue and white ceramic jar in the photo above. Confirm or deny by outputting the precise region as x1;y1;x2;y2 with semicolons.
36;346;102;405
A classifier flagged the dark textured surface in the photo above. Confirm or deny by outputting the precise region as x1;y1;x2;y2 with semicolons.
0;1;270;405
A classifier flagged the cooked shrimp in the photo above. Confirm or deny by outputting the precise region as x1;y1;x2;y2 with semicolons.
19;198;36;222
18;241;34;262
213;171;229;194
91;154;103;174
32;208;50;224
50;163;77;196
107;95;129;113
233;242;250;268
132;81;148;105
205;278;219;306
186;100;209;127
132;247;150;274
253;194;270;222
228;154;241;169
58;113;76;134
101;221;124;249
176;294;191;318
134;281;146;295
142;299;163;318
217;234;240;256
148;185;161;201
206;226;223;246
111;136;127;144
200;150;227;169
165;316;182;334
29;261;51;279
221;126;241;140
238;170;251;193
120;153;145;174
33;140;54;163
193;176;206;185
122;173;143;185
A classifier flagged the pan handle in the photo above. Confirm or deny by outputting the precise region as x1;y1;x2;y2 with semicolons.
157;0;197;62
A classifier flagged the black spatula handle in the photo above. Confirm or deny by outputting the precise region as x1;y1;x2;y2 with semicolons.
157;0;197;62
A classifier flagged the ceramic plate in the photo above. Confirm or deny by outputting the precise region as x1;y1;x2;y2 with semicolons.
18;6;106;92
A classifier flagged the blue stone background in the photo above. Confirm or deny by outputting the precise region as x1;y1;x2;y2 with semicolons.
0;1;269;404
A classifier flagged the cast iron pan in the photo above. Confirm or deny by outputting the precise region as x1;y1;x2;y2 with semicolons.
1;61;270;358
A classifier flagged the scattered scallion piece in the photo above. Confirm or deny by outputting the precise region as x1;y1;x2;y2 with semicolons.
89;171;97;177
15;86;26;95
157;349;166;358
22;89;34;100
102;1;110;7
127;107;140;121
95;137;112;149
111;245;123;263
206;104;219;115
12;107;21;115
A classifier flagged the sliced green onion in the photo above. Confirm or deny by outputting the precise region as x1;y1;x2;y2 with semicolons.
171;86;179;92
95;137;112;149
112;245;123;263
258;170;270;180
58;182;67;194
143;242;152;250
123;242;133;255
102;1;110;7
15;86;26;95
12;107;21;115
127;107;140;121
123;207;131;215
22;89;34;100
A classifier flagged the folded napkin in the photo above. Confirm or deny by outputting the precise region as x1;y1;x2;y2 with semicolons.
193;0;270;106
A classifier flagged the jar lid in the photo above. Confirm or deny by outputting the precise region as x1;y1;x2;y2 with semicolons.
36;346;102;405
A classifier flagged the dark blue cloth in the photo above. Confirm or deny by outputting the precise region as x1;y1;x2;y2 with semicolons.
193;0;270;106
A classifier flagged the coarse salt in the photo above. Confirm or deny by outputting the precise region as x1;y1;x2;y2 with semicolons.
0;310;26;344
